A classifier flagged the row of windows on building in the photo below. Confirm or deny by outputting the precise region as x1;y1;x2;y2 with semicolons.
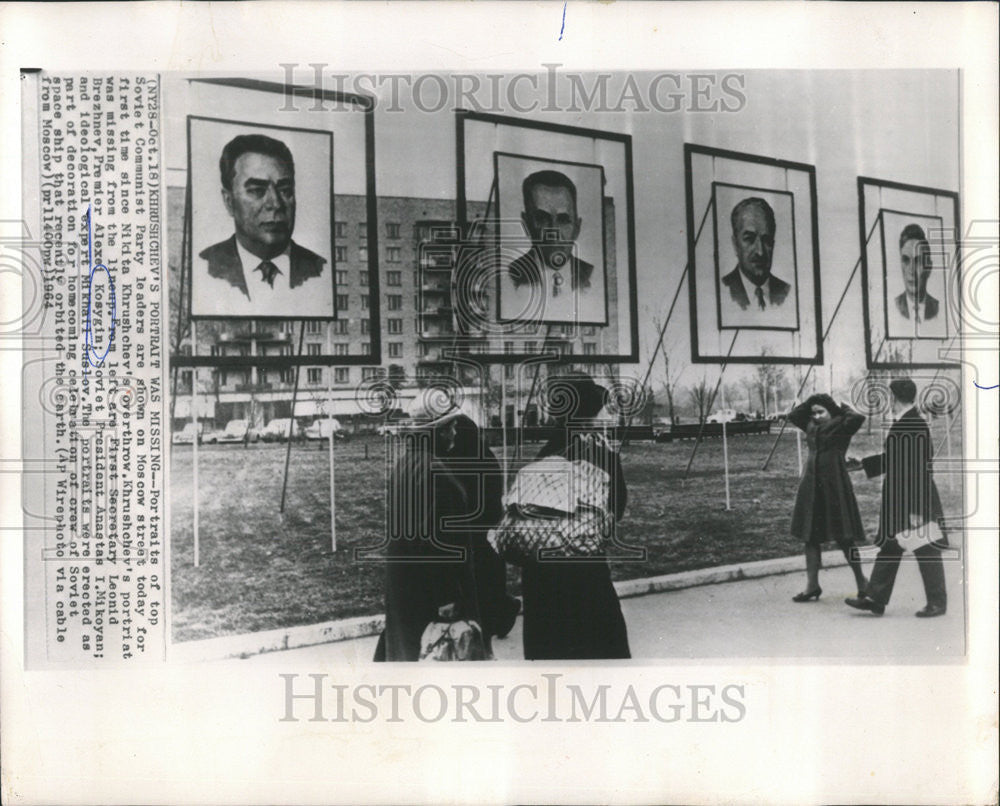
301;340;601;358
335;221;403;240
336;221;457;241
329;293;444;311
186;348;603;392
297;318;603;336
300;358;604;387
335;245;404;263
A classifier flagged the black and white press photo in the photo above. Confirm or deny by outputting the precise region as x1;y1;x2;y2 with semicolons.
6;3;998;800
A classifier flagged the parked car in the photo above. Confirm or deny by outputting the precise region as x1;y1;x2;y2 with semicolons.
305;418;344;441
203;419;260;444
260;418;305;442
376;410;409;436
707;409;738;424
172;422;203;445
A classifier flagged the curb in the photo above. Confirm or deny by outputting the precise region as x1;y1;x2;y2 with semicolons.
170;550;847;663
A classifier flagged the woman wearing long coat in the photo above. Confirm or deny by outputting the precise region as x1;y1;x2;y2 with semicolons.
788;393;868;601
520;374;630;660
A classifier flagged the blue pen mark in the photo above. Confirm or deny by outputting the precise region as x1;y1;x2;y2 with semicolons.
558;1;567;40
83;206;116;369
973;381;998;390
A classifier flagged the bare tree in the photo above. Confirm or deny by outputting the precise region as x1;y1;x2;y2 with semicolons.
687;376;712;424
650;315;684;424
741;375;758;417
752;347;788;415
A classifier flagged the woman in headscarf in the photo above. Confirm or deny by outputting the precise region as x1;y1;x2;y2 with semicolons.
374;400;472;661
788;393;868;602
520;372;630;660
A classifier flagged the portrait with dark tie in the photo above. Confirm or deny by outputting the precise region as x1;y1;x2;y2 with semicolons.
495;153;608;326
712;185;800;332
188;117;335;320
879;211;948;341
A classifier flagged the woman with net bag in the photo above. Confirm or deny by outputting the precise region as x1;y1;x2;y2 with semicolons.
516;372;630;660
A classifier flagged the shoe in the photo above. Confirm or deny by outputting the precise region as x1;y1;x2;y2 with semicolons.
915;604;946;618
792;587;822;602
493;596;522;639
845;595;885;615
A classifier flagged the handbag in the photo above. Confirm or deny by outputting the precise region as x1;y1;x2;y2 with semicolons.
487;452;614;565
418;603;492;661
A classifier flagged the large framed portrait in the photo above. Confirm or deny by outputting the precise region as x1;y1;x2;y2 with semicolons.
495;152;608;327
858;177;960;369
456;110;638;363
188;115;335;320
170;77;380;369
685;144;823;364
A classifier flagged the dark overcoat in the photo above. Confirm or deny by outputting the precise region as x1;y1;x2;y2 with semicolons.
861;406;946;541
375;435;471;662
443;419;518;640
789;401;867;546
520;433;630;660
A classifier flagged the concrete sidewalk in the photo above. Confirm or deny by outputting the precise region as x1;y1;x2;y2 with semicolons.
228;549;965;665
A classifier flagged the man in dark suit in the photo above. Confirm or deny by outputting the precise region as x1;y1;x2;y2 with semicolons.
198;133;326;311
845;378;949;617
507;169;594;296
720;197;791;312
893;223;940;323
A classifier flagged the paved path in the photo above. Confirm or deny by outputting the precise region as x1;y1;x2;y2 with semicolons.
238;552;964;665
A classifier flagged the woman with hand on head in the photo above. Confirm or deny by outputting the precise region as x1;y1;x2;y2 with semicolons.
788;393;868;602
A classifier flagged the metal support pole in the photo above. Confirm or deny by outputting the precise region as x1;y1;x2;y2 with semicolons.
279;322;306;514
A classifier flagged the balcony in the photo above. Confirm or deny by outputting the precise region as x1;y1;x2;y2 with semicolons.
415;222;460;244
231;382;295;394
418;306;453;319
418;330;456;341
218;330;293;344
419;252;455;271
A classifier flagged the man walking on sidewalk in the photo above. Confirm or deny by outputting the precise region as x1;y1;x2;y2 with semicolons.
845;378;949;618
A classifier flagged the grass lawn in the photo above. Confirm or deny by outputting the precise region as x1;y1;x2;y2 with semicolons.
170;421;964;642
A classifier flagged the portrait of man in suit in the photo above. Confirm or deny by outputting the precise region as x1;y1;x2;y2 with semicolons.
498;167;606;325
886;222;945;339
192;132;332;318
719;197;793;328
